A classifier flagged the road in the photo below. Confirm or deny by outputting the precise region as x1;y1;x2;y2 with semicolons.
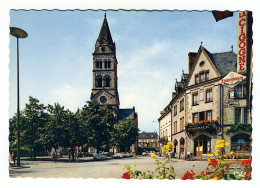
9;156;209;179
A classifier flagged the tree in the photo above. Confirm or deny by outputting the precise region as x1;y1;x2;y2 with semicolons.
115;119;139;152
23;96;48;159
81;100;117;153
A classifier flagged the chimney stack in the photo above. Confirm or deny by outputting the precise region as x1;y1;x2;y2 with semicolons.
188;52;197;73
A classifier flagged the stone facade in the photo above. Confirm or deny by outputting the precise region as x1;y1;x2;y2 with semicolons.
158;45;252;159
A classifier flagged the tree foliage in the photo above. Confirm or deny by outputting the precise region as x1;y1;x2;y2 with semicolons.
9;97;138;157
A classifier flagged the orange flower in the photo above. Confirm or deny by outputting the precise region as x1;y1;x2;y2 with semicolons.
133;153;137;158
121;172;131;179
240;158;252;166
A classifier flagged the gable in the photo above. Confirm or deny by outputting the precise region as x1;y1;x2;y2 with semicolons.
91;89;117;104
187;48;221;87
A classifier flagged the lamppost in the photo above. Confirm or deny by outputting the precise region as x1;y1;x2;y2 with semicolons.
10;27;28;167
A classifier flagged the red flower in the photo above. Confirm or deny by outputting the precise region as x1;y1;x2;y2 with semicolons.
228;163;231;167
240;158;252;166
133;153;137;158
181;170;196;180
121;172;132;179
208;160;218;167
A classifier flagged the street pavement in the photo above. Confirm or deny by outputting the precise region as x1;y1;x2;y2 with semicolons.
9;156;209;179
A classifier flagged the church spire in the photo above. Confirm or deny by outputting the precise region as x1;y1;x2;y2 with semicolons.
95;14;115;53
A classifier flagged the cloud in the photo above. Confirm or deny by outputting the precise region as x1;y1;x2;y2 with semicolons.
49;84;89;111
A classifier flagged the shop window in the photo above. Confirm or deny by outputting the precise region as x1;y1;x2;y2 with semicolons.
192;93;198;106
231;133;251;152
206;89;213;103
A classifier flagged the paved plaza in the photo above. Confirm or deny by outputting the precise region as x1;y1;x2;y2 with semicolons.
9;156;209;179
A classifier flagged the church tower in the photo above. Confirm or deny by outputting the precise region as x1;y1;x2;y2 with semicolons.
90;14;120;109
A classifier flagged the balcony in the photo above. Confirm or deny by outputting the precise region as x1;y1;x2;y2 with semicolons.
185;120;219;133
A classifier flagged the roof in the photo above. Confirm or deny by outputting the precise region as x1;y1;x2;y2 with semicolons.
94;14;116;53
212;52;237;76
118;108;136;120
97;14;114;46
138;132;158;139
203;46;237;76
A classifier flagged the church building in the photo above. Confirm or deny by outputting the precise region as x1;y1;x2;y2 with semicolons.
90;14;138;152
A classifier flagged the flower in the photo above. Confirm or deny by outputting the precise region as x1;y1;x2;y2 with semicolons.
121;172;131;179
151;153;156;158
208;159;218;167
133;153;137;158
214;150;221;156
181;170;196;180
212;176;218;180
240;158;252;166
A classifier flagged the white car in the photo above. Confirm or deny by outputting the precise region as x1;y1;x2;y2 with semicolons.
93;153;107;160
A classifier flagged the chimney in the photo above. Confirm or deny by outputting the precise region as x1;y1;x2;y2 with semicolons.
188;52;197;73
160;111;165;116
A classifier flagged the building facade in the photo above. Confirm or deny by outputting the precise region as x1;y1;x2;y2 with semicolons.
138;132;160;151
158;45;252;159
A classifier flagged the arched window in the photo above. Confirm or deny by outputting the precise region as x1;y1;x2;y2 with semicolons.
99;61;102;69
96;60;103;69
104;60;107;68
105;76;111;87
107;60;111;69
96;76;102;87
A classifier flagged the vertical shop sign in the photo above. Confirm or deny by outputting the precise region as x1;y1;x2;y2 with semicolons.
237;11;248;74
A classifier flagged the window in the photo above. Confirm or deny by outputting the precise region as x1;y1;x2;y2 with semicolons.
173;105;177;116
180;99;184;112
180;117;184;131
104;60;111;69
200;72;205;82
174;121;177;134
192;93;198;106
105;76;111;87
235;85;242;98
96;60;102;68
195;74;199;84
205;71;209;81
244;108;250;124
206;89;213;103
193;113;198;122
243;85;247;98
96;76;103;87
235;108;242;124
206;110;212;121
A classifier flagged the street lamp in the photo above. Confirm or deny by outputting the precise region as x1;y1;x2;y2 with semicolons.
10;27;28;167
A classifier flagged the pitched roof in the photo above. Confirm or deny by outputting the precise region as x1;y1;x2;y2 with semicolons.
118;108;136;120
212;52;237;76
96;14;114;46
138;132;158;139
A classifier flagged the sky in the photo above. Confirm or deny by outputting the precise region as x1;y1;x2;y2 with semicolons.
9;10;238;133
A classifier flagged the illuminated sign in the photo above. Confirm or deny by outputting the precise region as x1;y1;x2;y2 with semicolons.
220;72;246;87
237;11;248;74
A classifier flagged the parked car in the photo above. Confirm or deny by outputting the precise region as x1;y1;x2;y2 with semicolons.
142;152;149;156
93;153;107;160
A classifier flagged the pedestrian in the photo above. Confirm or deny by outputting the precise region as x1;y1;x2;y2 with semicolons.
9;152;13;167
12;152;16;167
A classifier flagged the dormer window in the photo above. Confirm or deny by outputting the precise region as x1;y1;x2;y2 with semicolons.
205;70;209;81
195;74;199;84
200;72;205;82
